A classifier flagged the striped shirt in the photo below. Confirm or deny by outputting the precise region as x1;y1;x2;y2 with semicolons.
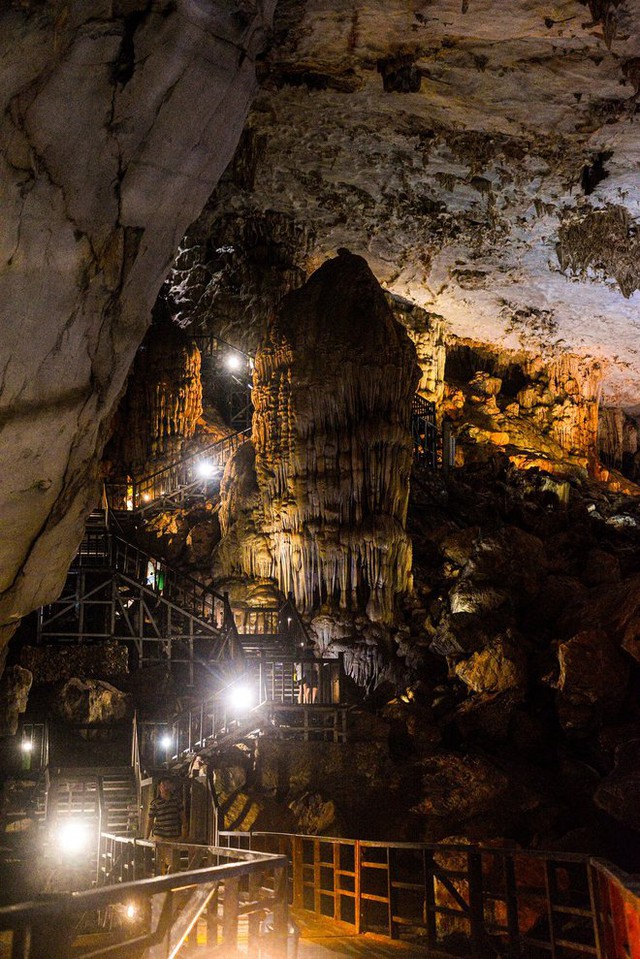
149;795;183;838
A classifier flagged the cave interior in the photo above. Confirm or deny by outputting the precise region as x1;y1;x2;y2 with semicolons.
2;0;640;954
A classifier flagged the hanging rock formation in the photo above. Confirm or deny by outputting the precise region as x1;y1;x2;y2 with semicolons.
221;251;420;624
0;0;274;650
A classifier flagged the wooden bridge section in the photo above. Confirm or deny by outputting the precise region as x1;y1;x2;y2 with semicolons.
1;829;638;959
219;831;640;959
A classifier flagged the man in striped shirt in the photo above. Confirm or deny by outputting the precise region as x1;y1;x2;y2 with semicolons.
147;777;186;841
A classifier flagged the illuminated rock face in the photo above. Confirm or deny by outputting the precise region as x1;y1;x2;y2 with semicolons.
0;0;274;648
108;322;203;475
246;251;420;623
443;344;604;474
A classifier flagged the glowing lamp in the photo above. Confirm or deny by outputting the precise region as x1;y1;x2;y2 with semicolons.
21;740;33;753
197;460;217;479
225;353;242;371
56;820;90;855
160;734;172;751
125;903;138;921
142;493;151;503
229;683;253;712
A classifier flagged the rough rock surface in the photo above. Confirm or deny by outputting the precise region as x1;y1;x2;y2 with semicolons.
218;0;640;405
218;251;420;623
107;320;203;475
55;678;129;725
0;0;274;649
0;666;32;737
21;643;129;685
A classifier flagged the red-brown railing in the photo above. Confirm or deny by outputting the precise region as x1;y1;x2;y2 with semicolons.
219;831;640;959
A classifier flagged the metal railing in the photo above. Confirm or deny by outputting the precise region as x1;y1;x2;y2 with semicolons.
0;837;289;959
110;535;233;630
219;832;611;958
106;428;251;512
156;657;347;761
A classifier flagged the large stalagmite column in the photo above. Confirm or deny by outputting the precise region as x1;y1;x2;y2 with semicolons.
249;251;420;623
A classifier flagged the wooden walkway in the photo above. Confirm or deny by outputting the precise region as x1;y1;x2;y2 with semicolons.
295;912;432;958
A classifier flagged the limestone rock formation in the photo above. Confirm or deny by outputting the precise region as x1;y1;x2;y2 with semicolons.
21;643;128;685
213;0;640;406
594;739;640;832
55;678;129;726
235;251;420;623
455;637;527;694
0;666;32;737
443;344;604;473
107;320;203;475
0;0;274;650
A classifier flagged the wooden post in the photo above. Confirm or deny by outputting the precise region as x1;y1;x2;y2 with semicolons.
334;841;342;922
292;836;304;909
221;876;240;957
270;864;289;959
313;838;321;914
386;846;397;939
467;848;484;959
423;848;437;951
355;840;362;935
544;859;559;959
247;868;262;957
504;852;520;957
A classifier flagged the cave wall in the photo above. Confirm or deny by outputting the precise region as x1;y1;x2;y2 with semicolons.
106;320;203;475
443;342;604;474
0;0;275;648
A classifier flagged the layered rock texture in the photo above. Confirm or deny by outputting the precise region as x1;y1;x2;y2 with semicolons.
106;319;203;476
195;0;640;405
0;0;274;648
218;251;420;623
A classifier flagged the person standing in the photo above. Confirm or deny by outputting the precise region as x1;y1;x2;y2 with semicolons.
147;777;187;841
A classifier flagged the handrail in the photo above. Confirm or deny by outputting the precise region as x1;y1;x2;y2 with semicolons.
136;426;251;487
0;841;289;959
111;534;227;606
191;332;256;362
131;712;142;835
218;831;622;956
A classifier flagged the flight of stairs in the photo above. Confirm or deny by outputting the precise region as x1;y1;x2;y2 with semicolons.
48;767;138;836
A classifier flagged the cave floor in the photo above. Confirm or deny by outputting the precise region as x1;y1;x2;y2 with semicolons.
293;911;432;957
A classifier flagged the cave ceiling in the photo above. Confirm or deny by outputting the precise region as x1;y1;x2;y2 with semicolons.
205;0;640;406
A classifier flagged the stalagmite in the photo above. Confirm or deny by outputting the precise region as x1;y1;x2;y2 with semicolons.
240;251;420;624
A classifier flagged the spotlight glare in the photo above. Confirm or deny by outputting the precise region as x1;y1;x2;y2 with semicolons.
225;353;242;371
229;683;253;712
197;460;217;479
161;734;172;750
56;820;90;855
21;740;33;753
125;903;137;921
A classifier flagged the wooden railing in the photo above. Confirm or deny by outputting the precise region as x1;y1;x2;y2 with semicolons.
0;836;289;959
591;859;640;959
218;832;633;958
